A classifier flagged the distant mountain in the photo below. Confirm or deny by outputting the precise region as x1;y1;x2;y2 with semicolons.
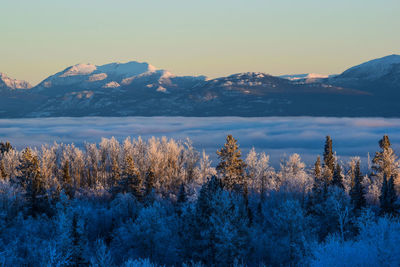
279;73;330;82
336;54;400;80
0;55;399;118
328;54;400;96
0;73;39;117
0;73;32;90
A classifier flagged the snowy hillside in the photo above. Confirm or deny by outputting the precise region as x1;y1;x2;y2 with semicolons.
35;61;158;91
0;55;400;118
338;54;400;80
0;73;32;90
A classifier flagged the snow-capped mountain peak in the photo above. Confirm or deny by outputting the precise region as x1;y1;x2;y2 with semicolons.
60;64;97;77
97;61;156;78
36;61;160;91
0;72;32;90
339;54;400;80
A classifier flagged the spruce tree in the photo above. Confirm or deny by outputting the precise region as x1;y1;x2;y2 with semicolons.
196;176;224;224
0;141;12;155
380;135;391;150
61;160;74;199
176;182;187;217
216;135;247;191
373;135;399;184
17;147;47;217
0;160;6;180
314;156;322;179
115;155;143;201
194;176;224;264
177;182;187;204
111;158;121;187
380;174;398;216
323;136;335;182
307;156;326;216
350;161;366;213
144;167;156;201
332;163;344;189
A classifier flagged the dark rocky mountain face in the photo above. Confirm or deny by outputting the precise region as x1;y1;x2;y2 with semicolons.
1;55;399;118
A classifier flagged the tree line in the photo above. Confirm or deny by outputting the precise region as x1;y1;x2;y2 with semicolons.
0;134;399;266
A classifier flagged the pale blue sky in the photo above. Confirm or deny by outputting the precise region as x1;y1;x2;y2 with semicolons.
1;0;399;85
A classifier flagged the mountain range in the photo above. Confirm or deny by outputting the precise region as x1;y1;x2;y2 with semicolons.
1;54;399;118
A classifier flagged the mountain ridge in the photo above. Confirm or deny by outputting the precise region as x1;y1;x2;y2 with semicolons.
0;72;32;90
1;55;399;118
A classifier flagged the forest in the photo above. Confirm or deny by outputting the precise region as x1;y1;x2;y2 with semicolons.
0;134;399;266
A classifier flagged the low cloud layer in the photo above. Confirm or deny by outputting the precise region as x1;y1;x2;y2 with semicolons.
1;116;399;167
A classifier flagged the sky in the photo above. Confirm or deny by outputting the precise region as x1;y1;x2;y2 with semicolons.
1;0;399;85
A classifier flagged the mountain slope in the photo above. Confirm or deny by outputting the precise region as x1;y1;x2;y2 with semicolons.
337;54;400;80
0;73;32;90
0;55;399;118
328;54;400;96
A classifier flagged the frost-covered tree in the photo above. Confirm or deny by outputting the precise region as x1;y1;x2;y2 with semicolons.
197;150;216;186
314;156;322;179
372;135;400;192
209;191;250;266
343;156;360;193
0;160;6;180
85;143;100;188
62;144;86;190
216;135;247;192
38;145;57;188
328;188;351;242
0;141;12;155
17;147;48;217
261;198;312;266
114;155;143;201
70;212;88;266
192;176;249;265
279;154;312;196
90;239;114;267
182;139;199;185
143;167;156;201
246;148;276;196
1;148;19;182
114;202;179;265
177;183;187;205
193;176;224;264
310;215;400;267
61;160;74;199
111;158;121;188
332;163;344;190
0;135;399;266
